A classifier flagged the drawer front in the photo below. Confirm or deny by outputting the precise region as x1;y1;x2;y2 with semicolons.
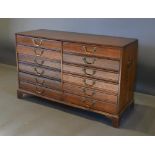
63;93;117;114
63;63;119;82
19;81;62;101
18;63;61;80
19;72;61;91
18;54;61;70
63;82;117;104
17;45;61;60
16;35;61;50
63;53;120;71
63;73;118;93
63;42;121;59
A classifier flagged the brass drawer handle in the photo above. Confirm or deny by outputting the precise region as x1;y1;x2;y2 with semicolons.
32;38;43;47
34;67;45;76
82;88;96;96
127;59;133;68
34;57;45;65
82;46;96;54
83;68;96;76
82;97;96;108
81;97;91;108
35;78;45;86
35;87;45;95
83;57;96;65
34;48;44;57
83;78;96;87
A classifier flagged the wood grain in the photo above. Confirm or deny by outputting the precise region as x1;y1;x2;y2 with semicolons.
16;29;138;127
63;73;119;93
16;29;137;47
16;35;61;50
19;72;61;91
63;42;121;59
63;92;118;114
17;45;61;60
63;52;120;71
18;54;61;69
19;81;62;100
63;63;119;82
18;63;61;80
118;41;138;113
63;82;118;104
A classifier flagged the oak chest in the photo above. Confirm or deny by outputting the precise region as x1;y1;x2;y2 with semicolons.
16;29;138;127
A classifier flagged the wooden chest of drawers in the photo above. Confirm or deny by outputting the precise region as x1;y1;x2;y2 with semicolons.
16;29;138;127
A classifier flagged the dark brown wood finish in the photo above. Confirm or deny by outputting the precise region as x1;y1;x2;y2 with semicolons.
63;42;121;59
118;41;138;113
18;63;61;80
63;92;118;114
19;81;63;101
63;52;120;71
63;63;119;82
63;82;118;103
63;73;119;93
18;54;61;70
19;72;61;91
16;29;138;127
17;45;61;60
16;35;61;50
16;29;137;47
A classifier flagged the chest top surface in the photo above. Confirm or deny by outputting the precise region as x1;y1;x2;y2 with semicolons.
16;29;137;47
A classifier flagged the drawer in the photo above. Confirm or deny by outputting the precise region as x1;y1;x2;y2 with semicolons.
63;63;119;83
16;35;61;50
18;54;61;70
17;45;61;60
63;42;121;59
18;63;61;80
63;73;119;94
63;53;120;71
19;81;62;101
63;82;117;104
19;72;61;91
63;93;117;114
